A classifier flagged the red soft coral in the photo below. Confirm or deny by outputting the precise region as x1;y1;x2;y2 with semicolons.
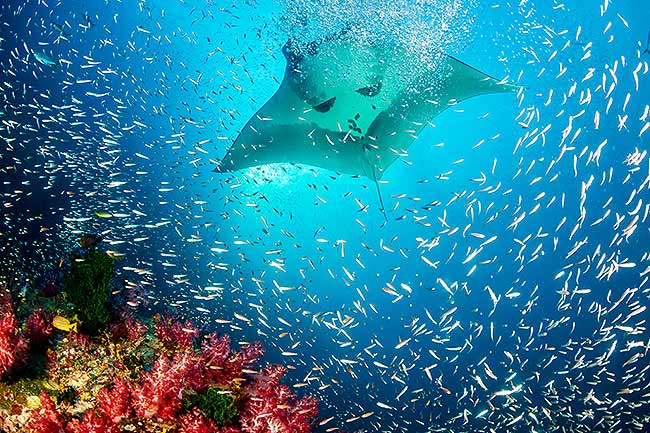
0;308;18;378
221;342;264;383
27;391;66;433
220;427;244;433
201;334;264;387
26;307;54;345
66;410;119;433
155;313;198;351
0;285;17;379
202;333;231;367
178;409;219;433
109;313;147;341
96;376;132;423
132;352;195;421
240;365;318;433
184;356;208;392
69;332;92;349
288;396;319;433
9;307;317;433
0;287;25;378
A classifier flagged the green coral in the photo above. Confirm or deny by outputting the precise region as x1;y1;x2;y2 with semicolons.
196;387;238;426
64;249;114;335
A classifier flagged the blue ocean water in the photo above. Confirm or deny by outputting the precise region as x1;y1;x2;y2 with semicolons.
1;0;650;432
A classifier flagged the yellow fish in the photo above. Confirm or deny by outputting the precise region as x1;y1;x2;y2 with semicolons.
52;315;80;333
94;211;112;218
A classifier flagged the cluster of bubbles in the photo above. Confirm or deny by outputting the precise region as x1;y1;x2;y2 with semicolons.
279;0;476;73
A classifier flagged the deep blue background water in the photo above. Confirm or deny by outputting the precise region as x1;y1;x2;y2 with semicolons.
2;0;650;432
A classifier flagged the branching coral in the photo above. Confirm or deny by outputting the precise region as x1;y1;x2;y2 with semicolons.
178;409;218;433
96;376;132;424
200;333;264;387
66;410;119;433
26;307;54;346
109;313;147;342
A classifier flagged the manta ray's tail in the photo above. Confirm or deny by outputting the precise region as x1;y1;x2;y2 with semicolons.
371;165;389;224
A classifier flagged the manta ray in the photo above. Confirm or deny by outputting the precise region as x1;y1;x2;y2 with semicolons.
217;29;521;182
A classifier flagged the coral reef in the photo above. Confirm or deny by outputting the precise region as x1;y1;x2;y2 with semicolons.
0;273;319;433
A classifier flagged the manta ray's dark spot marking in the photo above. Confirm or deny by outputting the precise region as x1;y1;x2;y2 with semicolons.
313;97;336;113
356;81;382;97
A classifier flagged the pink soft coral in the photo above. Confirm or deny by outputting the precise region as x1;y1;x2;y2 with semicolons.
96;376;132;423
177;409;220;433
201;334;264;387
26;307;54;345
221;341;264;383
155;313;199;351
201;332;232;381
27;391;66;433
66;410;119;433
132;352;195;421
0;307;18;378
109;313;147;341
220;427;245;433
11;311;317;433
0;286;21;378
240;365;318;433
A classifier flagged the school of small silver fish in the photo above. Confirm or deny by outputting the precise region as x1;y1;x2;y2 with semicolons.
1;0;650;432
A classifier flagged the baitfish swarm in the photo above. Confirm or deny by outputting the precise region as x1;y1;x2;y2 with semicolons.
1;0;650;432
